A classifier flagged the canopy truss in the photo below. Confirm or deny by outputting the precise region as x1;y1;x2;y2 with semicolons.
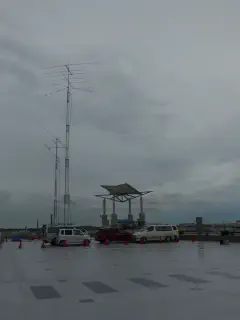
95;183;152;203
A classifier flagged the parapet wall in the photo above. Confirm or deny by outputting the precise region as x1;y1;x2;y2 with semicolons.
180;234;240;242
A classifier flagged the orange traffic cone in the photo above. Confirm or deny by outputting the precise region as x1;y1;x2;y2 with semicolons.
140;238;144;245
104;239;109;246
18;240;22;249
176;238;180;243
37;235;41;241
41;241;45;249
124;239;128;245
192;235;196;243
63;240;67;247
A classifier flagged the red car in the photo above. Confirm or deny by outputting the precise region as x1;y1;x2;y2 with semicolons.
95;228;133;243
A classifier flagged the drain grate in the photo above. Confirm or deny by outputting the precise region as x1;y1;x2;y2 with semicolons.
169;274;210;284
79;298;94;303
207;271;240;280
83;281;118;294
129;277;167;289
30;285;61;300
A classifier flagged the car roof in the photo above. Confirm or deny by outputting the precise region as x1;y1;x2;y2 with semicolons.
99;227;120;231
150;224;178;226
99;227;118;230
148;224;171;226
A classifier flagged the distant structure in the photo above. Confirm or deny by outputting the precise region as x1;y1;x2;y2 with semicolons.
95;183;152;227
44;63;92;226
196;217;203;234
44;137;62;226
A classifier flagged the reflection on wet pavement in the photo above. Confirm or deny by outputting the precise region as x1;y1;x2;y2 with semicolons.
0;241;240;319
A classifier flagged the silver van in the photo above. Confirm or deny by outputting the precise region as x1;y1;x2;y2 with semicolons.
44;226;91;246
133;224;179;243
55;228;91;246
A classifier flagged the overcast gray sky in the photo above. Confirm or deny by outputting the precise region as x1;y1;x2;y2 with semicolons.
1;0;240;227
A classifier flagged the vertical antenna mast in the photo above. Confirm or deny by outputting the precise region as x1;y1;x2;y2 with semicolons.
44;136;63;226
53;138;60;225
44;62;93;226
64;65;72;226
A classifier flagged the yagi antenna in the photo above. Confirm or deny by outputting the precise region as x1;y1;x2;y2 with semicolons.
43;63;93;226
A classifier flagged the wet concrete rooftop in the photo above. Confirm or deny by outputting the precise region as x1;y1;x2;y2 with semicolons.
1;240;240;319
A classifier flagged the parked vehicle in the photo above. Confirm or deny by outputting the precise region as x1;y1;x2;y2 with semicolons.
95;227;133;243
42;225;64;242
44;225;91;246
132;224;179;243
79;228;88;234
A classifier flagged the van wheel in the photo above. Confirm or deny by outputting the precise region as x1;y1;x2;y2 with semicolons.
59;240;64;247
51;238;56;246
165;236;170;242
174;235;178;241
140;237;147;244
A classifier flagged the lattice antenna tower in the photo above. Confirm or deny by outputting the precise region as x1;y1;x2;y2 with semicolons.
44;133;65;226
44;63;93;226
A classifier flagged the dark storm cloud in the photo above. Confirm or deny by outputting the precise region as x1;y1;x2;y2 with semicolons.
2;0;240;227
0;190;11;204
142;157;193;185
72;71;162;136
0;35;45;88
0;36;44;66
0;59;39;90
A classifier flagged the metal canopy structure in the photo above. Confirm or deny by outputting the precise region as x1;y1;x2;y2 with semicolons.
95;183;152;203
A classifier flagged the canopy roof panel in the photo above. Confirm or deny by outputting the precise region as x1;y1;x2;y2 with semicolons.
95;183;152;202
100;183;140;196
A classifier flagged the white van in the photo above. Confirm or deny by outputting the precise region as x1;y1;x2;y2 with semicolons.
44;226;91;246
133;224;179;243
55;228;91;246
